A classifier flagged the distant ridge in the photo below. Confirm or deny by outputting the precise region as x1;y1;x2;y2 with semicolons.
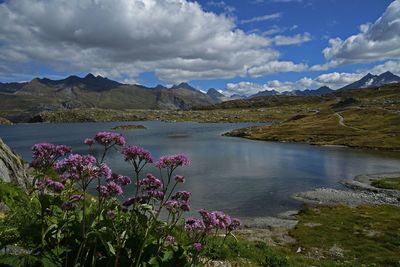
36;73;123;91
250;89;279;98
249;86;332;98
0;74;216;121
340;71;400;90
207;88;225;102
247;71;399;98
283;86;333;96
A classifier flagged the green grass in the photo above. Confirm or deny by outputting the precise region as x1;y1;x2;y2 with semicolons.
111;124;147;130
371;177;400;190
226;107;400;150
290;205;400;266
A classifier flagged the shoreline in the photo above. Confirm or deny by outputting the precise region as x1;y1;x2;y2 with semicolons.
3;116;399;152
224;131;400;152
239;172;400;245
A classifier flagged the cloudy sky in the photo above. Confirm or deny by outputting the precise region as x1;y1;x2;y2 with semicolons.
0;0;399;95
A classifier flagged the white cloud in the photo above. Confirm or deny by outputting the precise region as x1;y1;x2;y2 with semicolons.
226;58;400;96
226;79;309;95
261;25;285;36
226;70;377;96
226;81;295;95
369;60;400;76
240;13;282;24
0;0;304;83
322;0;400;65
314;72;363;87
271;32;311;46
207;1;236;14
248;61;308;77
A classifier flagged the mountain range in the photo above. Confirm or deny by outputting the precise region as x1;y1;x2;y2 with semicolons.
244;71;400;98
0;74;216;121
0;71;399;122
339;71;400;90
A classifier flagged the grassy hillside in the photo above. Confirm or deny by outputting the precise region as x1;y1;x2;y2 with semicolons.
224;84;400;150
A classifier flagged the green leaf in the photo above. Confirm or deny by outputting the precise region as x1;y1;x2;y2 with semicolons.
105;241;116;255
161;250;174;262
0;254;40;267
148;256;160;267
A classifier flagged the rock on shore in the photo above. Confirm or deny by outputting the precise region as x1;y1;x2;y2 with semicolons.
292;187;400;207
0;138;30;190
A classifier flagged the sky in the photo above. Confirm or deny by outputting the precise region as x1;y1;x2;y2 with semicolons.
0;0;399;96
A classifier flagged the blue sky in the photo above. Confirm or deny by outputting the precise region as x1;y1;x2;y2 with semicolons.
0;0;399;95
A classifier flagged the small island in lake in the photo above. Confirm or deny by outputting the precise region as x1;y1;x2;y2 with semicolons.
111;124;147;130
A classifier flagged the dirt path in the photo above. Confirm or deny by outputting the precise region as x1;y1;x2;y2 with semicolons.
334;112;362;131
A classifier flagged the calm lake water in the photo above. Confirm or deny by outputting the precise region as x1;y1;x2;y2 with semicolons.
1;121;400;218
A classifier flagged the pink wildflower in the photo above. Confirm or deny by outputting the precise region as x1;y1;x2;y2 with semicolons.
155;154;191;169
174;175;185;183
94;131;125;146
84;138;94;146
122;145;152;163
31;143;71;170
193;243;203;252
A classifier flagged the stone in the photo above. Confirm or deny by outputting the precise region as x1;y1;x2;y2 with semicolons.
0;138;29;190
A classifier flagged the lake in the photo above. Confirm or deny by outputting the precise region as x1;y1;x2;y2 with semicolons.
1;121;400;218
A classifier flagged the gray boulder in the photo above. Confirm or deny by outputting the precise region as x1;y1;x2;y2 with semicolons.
0;138;29;190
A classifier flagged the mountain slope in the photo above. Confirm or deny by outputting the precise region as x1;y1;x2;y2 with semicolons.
249;90;279;98
340;71;400;90
37;73;123;91
0;74;215;121
207;88;227;103
284;86;334;96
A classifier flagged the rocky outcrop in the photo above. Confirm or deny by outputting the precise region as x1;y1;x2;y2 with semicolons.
0;117;11;125
0;138;29;190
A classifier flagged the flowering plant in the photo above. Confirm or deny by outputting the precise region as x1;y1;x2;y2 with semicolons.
10;131;240;266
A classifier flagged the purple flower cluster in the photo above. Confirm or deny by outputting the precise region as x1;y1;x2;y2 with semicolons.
174;175;185;183
193;243;203;252
163;200;180;213
94;131;125;146
185;209;241;233
107;173;132;186
55;154;111;182
185;218;205;232
199;209;234;230
137;173;163;191
61;194;83;211
122;196;150;207
97;181;123;199
172;191;191;201
31;143;71;170
155;154;191;169
164;235;176;246
84;138;94;146
122;146;153;163
97;173;131;199
164;191;192;213
36;178;65;193
147;190;164;200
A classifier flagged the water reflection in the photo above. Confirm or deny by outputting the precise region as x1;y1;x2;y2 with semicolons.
1;121;400;218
